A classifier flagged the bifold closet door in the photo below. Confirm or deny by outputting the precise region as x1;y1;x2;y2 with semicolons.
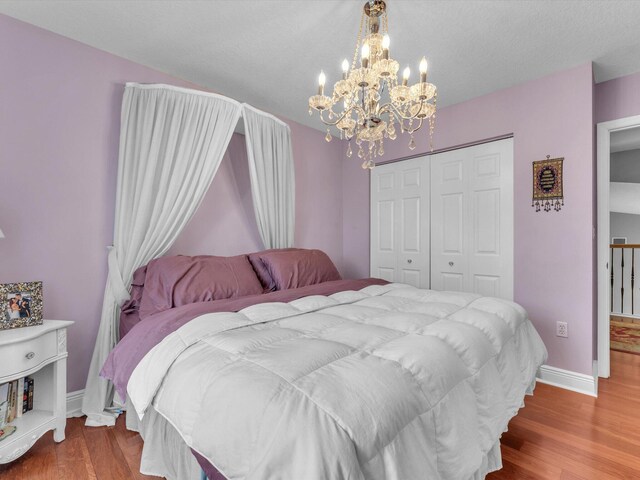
370;157;430;288
430;138;514;300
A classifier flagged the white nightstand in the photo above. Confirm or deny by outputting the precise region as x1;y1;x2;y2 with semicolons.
0;320;73;464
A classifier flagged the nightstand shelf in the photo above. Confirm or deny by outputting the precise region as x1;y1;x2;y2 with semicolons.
0;320;73;464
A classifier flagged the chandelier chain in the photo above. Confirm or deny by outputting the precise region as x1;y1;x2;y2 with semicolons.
351;12;365;72
383;10;388;35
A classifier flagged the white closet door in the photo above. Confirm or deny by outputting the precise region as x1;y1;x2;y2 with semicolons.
370;157;430;288
431;138;514;300
370;164;398;282
430;148;467;292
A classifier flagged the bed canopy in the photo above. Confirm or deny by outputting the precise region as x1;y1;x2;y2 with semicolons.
82;83;295;426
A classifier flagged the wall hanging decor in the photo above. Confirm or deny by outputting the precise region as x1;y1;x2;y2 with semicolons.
0;281;43;329
532;155;564;212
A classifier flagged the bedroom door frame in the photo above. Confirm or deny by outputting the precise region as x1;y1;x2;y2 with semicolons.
596;114;640;378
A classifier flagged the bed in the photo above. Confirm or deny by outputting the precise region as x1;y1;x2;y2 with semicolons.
101;249;547;480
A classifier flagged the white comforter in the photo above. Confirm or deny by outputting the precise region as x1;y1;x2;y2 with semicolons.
128;283;547;480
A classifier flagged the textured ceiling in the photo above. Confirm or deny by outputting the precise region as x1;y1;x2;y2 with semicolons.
2;0;640;132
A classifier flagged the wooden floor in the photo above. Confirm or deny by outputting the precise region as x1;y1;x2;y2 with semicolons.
0;408;161;480
1;350;639;479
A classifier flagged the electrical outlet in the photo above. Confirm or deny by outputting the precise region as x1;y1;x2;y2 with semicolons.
556;321;568;338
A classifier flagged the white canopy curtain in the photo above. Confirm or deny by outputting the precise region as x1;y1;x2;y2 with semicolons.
242;104;295;249
82;83;242;426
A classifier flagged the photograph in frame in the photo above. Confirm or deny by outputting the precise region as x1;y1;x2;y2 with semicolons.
0;281;43;330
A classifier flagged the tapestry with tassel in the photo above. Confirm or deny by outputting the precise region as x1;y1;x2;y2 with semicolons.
532;155;564;212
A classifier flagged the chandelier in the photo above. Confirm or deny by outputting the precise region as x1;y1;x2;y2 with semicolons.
308;0;437;169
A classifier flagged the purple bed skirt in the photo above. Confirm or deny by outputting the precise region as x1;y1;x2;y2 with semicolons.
192;449;228;480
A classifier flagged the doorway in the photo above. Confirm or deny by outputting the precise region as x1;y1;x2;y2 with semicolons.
596;115;640;378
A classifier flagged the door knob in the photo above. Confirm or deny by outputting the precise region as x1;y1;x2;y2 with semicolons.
407;259;412;264
449;261;454;267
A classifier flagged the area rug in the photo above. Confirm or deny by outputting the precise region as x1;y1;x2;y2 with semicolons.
610;319;640;355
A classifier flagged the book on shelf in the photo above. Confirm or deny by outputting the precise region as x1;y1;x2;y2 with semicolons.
7;381;15;424
0;383;8;429
27;378;34;412
22;378;29;415
0;377;34;428
16;377;24;418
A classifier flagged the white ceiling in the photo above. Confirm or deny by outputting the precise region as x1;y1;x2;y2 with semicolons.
2;0;640;132
611;127;640;153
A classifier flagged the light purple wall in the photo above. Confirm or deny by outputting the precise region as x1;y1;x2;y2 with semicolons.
0;15;344;392
1;10;607;388
169;123;345;271
595;71;640;124
342;63;596;375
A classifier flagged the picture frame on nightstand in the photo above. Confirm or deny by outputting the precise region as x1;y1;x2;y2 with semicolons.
0;281;43;330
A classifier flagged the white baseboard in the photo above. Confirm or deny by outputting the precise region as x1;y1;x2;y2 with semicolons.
66;389;85;418
536;363;598;397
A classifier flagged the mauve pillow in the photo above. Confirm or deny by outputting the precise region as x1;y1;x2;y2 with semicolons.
248;248;301;292
119;265;147;337
139;255;263;319
258;249;341;290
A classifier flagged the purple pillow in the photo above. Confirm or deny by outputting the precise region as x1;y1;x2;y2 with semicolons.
258;249;341;290
248;248;301;292
119;265;147;337
139;255;263;319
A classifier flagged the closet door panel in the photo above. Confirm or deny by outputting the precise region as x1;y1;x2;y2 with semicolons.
430;138;513;300
473;274;500;297
371;167;399;282
467;140;514;300
430;152;467;292
371;157;430;288
396;159;429;288
442;272;465;292
401;196;420;253
377;267;396;283
442;193;464;253
473;188;500;255
378;200;395;251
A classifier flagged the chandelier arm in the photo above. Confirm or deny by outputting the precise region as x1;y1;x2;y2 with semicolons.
329;91;356;117
317;105;365;127
406;118;424;135
379;101;428;121
395;116;421;134
384;108;415;133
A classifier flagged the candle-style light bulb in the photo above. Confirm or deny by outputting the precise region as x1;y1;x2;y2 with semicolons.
382;34;390;60
342;59;349;80
402;66;410;86
419;57;428;83
318;70;326;95
361;43;370;69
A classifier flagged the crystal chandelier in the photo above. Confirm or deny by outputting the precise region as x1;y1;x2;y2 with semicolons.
308;0;437;169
